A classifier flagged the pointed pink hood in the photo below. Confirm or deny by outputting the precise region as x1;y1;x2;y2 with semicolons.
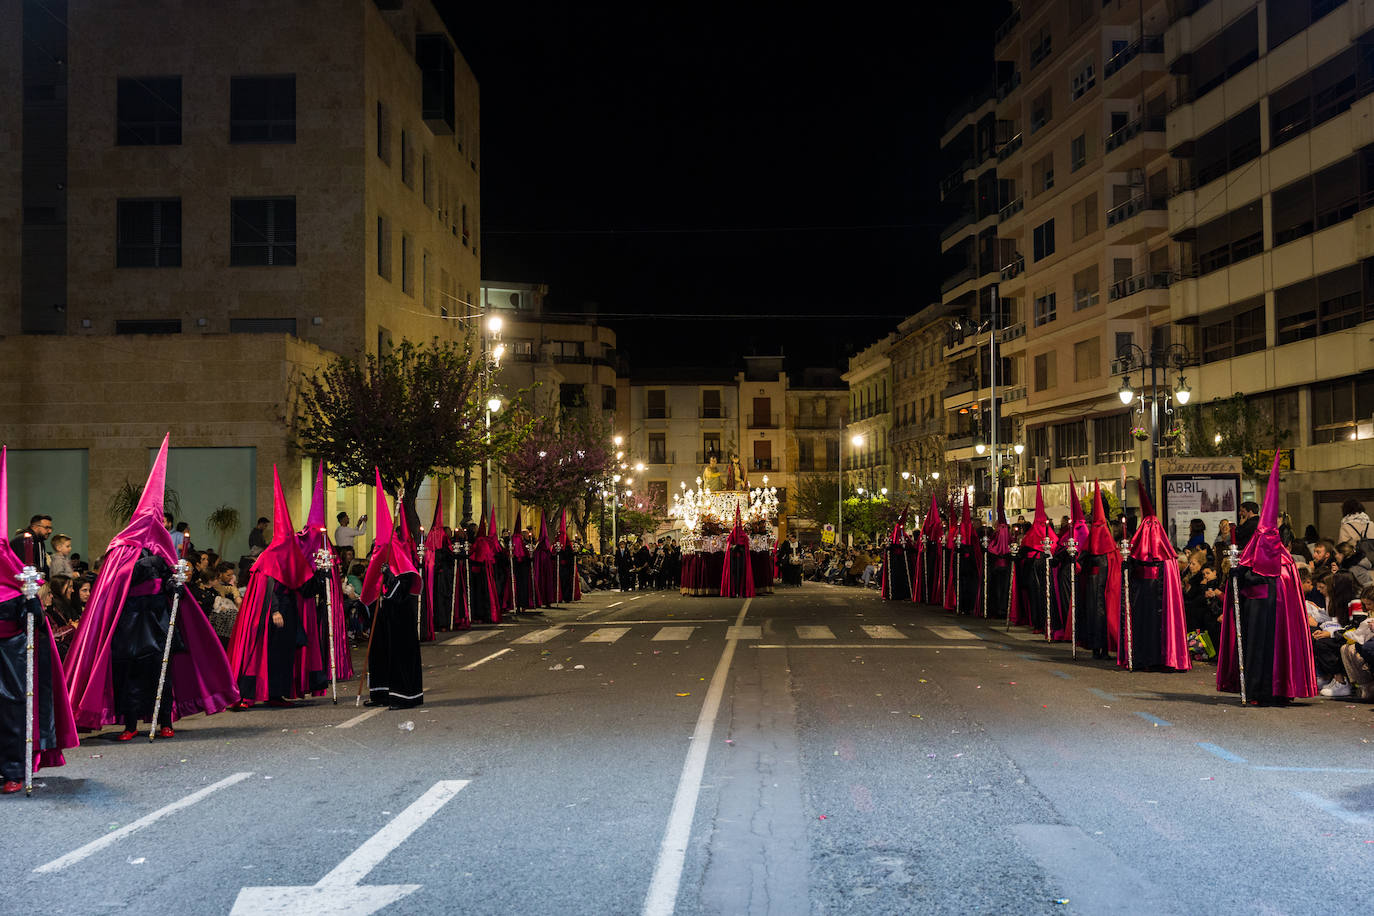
1130;479;1174;563
921;492;943;540
0;447;24;602
361;469;419;604
1087;480;1115;555
1058;473;1089;549
511;509;529;560
297;462;331;558
1239;449;1288;577
987;486;1013;554
250;466;313;590
1020;479;1053;554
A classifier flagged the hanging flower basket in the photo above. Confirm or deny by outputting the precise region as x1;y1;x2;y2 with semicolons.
1162;424;1184;440
1131;425;1150;441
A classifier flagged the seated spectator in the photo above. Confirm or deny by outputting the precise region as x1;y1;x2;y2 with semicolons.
1335;542;1373;590
1335;589;1374;700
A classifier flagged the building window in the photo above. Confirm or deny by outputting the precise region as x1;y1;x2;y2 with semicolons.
559;383;586;409
602;386;617;411
115;319;181;335
230;197;296;266
1270;0;1351;50
1200;297;1266;362
422;153;434;208
401;129;414;187
701;389;723;418
1094;413;1133;464
1070;133;1087;171
1071;193;1098;241
647;433;667;464
229;75;295;143
1033;290;1057;327
1033;219;1055;261
1193;105;1260;186
1033;351;1057;391
1073;265;1099;310
1030;88;1053;132
376;100;390;164
1073;337;1100;381
1276;262;1373;345
646;389;667;419
1311;374;1374;444
1272;154;1366;247
1053;420;1087;468
1033;153;1054;194
1193;201;1263;275
116;77;181;145
1029;25;1053;68
400;234;413;294
1189;9;1258;100
116;199;181;268
703;433;722;460
229;318;297;335
416;33;457;134
376;215;391;280
422;249;431;308
1070;61;1095;101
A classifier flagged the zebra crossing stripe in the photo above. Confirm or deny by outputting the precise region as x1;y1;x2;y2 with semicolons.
442;630;497;646
652;626;697;641
796;625;835;640
726;625;762;640
511;627;567;644
927;626;981;640
582;627;630;643
860;625;907;640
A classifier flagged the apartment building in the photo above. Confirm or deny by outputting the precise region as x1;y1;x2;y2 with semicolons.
785;368;848;535
625;369;743;516
0;0;481;556
889;305;955;483
843;334;896;495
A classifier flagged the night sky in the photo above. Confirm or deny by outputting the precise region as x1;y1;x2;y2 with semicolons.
441;1;1009;371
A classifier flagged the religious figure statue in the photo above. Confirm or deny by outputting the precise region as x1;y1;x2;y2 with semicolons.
702;454;723;492
726;453;748;491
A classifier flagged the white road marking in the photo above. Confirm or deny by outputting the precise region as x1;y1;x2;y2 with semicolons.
1005;631;1045;641
725;625;762;640
511;627;567;644
230;780;469;915
653;627;697;641
442;630;497;646
631;595;644;600
643;598;751;916
337;707;386;729
605;601;625;608
860;625;907;639
35;772;254;873
461;648;512;670
753;644;987;650
582;627;630;643
796;625;835;639
927;625;981;640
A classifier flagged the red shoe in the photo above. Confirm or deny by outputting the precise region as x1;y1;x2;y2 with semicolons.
116;730;137;742
157;726;174;739
1;780;22;794
230;700;253;711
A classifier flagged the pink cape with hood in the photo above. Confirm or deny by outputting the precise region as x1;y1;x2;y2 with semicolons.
421;490;452;638
227;466;318;702
465;511;501;623
1217;451;1318;697
986;491;1019;619
0;446;78;769
1085;480;1121;653
1123;480;1191;671
943;499;960;611
915;492;943;605
951;493;982;613
558;511;582;602
360;469;421;605
1050;474;1089;640
532;514;557;607
720;507;755;598
297;464;354;684
65;435;238;727
1012;480;1054;627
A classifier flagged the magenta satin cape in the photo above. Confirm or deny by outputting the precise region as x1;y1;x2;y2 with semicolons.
532;514;557;607
1051;475;1088;640
1020;480;1053;556
0;446;78;769
719;511;755;598
361;470;420;605
1123;482;1190;671
915;492;944;605
421;492;451;639
557;511;581;601
1217;451;1318;697
465;512;500;623
65;435;237;727
1087;481;1121;653
227;467;320;702
297;464;353;683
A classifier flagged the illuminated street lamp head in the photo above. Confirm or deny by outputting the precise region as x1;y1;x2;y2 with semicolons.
613;435;623;447
486;397;502;413
974;440;986;455
856;487;865;495
615;450;624;461
880;487;888;496
492;343;505;364
762;475;768;485
1118;376;1135;405
625;477;633;486
1174;376;1192;405
486;315;503;335
851;434;864;447
613;474;621;483
634;462;645;472
1013;442;1025;455
1213;433;1222;445
932;471;940;480
901;470;910;480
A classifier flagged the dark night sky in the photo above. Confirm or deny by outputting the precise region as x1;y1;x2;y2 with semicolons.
440;1;1008;372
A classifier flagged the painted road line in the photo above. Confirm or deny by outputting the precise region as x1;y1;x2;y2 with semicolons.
1134;712;1173;727
231;780;470;914
643;597;751;916
631;595;644;600
1291;789;1370;825
441;630;497;646
564;618;730;627
653;627;697;641
1087;687;1119;702
725;625;762;640
860;625;907;639
337;707;386;729
35;772;254;873
1005;631;1043;641
1196;742;1247;764
582;627;631;644
753;644;987;650
511;627;567;644
461;648;512;670
796;625;834;640
927;626;981;640
605;601;625;609
1254;765;1374;774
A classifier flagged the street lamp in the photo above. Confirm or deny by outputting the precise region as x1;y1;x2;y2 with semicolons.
1174;376;1192;405
1115;341;1199;503
1118;376;1135;405
841;432;865;549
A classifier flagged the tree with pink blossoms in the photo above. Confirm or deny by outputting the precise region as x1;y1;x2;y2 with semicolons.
501;414;615;538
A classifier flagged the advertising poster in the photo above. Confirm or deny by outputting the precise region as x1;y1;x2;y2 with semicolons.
1157;458;1243;551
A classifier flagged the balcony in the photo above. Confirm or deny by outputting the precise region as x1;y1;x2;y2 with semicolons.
996;71;1021;101
946;434;976;451
940;160;974;198
1103;35;1164;81
646;451;676;466
1104;194;1168;244
999;321;1026;343
996;132;1023;162
1002;385;1027;403
939;209;976;243
942;376;976;399
1108;271;1172;317
1000;254;1025;281
994;6;1021;46
940;265;977;295
698;407;727;419
747;412;781;429
750;458;775;472
998;194;1025;223
1104;116;1165;154
792;414;840;429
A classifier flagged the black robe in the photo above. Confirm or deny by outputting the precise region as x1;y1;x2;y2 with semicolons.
1049;549;1084;639
1124;559;1167;669
367;572;423;708
918;540;941;604
954;544;980;615
1016;551;1049;632
0;595;58;780
883;542;913;600
984;552;1014;619
558;548;578;600
112;552;185;728
511;554;534;611
1080;553;1114;657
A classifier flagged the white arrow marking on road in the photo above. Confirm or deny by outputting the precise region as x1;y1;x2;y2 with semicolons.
230;780;469;916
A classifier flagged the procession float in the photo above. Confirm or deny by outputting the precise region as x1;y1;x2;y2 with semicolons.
669;453;779;597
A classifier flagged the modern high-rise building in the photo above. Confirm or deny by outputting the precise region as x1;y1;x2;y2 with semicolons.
0;0;481;556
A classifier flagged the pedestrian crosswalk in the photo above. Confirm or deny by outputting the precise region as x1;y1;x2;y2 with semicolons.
441;621;991;648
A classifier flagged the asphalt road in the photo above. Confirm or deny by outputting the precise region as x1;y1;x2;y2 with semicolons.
4;583;1372;914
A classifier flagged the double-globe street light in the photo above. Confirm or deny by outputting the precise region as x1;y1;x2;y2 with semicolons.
1114;341;1198;502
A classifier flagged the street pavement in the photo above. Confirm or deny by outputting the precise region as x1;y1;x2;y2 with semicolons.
4;582;1373;914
